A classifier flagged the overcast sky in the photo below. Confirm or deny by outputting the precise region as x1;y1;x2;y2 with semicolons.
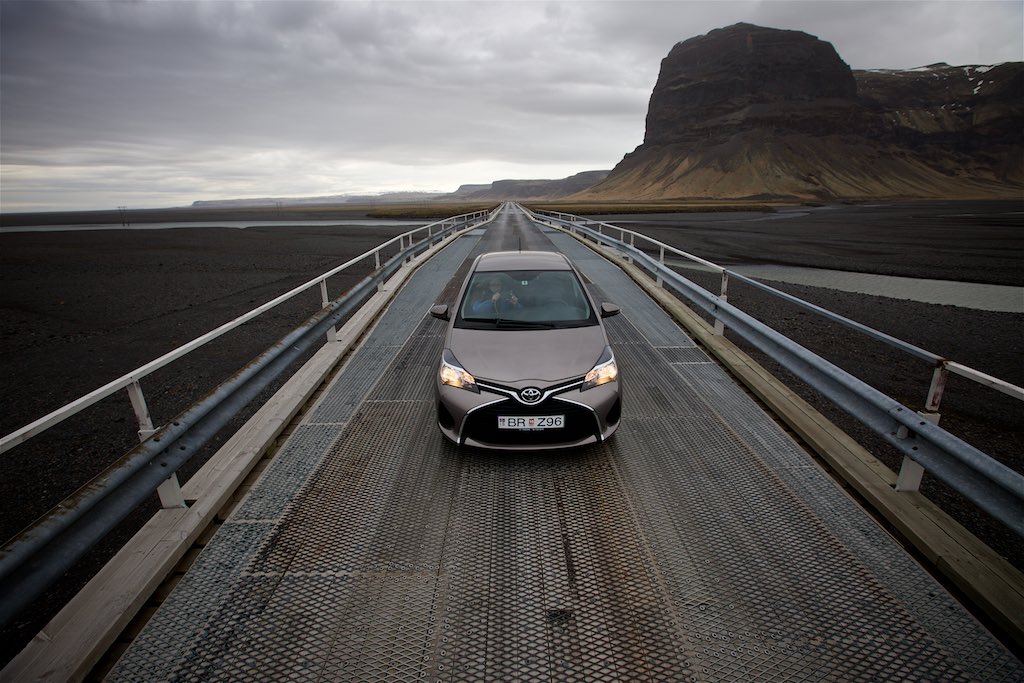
2;1;1021;212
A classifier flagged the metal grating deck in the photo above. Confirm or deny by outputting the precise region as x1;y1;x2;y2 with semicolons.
109;209;1022;681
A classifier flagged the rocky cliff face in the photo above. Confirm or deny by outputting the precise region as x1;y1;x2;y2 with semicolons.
643;23;860;147
856;62;1023;181
580;23;1022;200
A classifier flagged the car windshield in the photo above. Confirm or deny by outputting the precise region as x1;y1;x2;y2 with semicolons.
456;269;597;329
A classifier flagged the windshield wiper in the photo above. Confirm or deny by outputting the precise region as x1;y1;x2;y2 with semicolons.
494;319;556;329
459;316;556;329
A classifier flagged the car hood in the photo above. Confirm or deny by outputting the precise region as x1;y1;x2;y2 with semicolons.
449;325;607;384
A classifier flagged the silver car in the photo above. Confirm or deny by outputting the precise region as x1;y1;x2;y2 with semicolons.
429;251;622;449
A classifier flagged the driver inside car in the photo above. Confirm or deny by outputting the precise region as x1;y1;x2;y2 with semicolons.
469;277;520;315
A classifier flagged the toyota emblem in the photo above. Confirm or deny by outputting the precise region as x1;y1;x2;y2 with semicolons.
519;387;543;404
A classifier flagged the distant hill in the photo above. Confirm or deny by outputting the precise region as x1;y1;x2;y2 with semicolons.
576;23;1023;201
191;191;445;208
443;171;610;201
191;171;611;208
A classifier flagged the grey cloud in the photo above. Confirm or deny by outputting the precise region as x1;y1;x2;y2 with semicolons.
2;0;1021;211
745;0;1024;68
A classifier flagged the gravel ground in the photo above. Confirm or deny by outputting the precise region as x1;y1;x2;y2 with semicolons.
0;200;1020;667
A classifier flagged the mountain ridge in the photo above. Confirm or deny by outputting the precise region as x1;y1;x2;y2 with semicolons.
190;171;611;208
575;23;1023;201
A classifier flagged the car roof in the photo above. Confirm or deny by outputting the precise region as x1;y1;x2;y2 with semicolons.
473;251;572;272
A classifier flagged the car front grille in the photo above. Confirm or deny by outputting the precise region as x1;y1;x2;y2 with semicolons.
462;397;599;447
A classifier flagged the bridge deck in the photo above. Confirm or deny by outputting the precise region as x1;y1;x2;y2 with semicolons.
108;206;1021;681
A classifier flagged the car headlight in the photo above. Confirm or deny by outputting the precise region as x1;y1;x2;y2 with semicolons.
439;350;479;393
582;346;618;391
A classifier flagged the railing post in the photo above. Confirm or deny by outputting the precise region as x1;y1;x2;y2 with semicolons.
657;246;665;288
924;363;948;414
157;476;187;509
896;412;939;492
896;365;948;492
320;280;338;342
127;380;155;441
127;381;186;509
714;271;729;336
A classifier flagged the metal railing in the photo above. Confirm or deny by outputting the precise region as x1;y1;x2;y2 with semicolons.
528;207;1024;537
0;212;487;458
0;208;495;626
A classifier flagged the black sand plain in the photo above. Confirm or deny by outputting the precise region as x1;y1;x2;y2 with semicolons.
0;200;1021;665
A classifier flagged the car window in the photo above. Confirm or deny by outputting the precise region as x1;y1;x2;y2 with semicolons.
456;269;597;329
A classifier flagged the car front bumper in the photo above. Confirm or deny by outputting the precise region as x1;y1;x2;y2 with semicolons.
436;380;621;450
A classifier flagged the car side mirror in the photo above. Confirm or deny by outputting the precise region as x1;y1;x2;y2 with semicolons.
600;303;621;319
430;304;450;321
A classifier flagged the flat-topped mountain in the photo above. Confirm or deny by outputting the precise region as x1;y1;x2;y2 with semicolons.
578;23;1022;200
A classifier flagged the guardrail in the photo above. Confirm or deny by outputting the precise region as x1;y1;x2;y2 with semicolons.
0;208;495;627
528;207;1024;538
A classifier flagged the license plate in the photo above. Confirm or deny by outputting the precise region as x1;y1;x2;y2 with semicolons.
498;415;564;430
